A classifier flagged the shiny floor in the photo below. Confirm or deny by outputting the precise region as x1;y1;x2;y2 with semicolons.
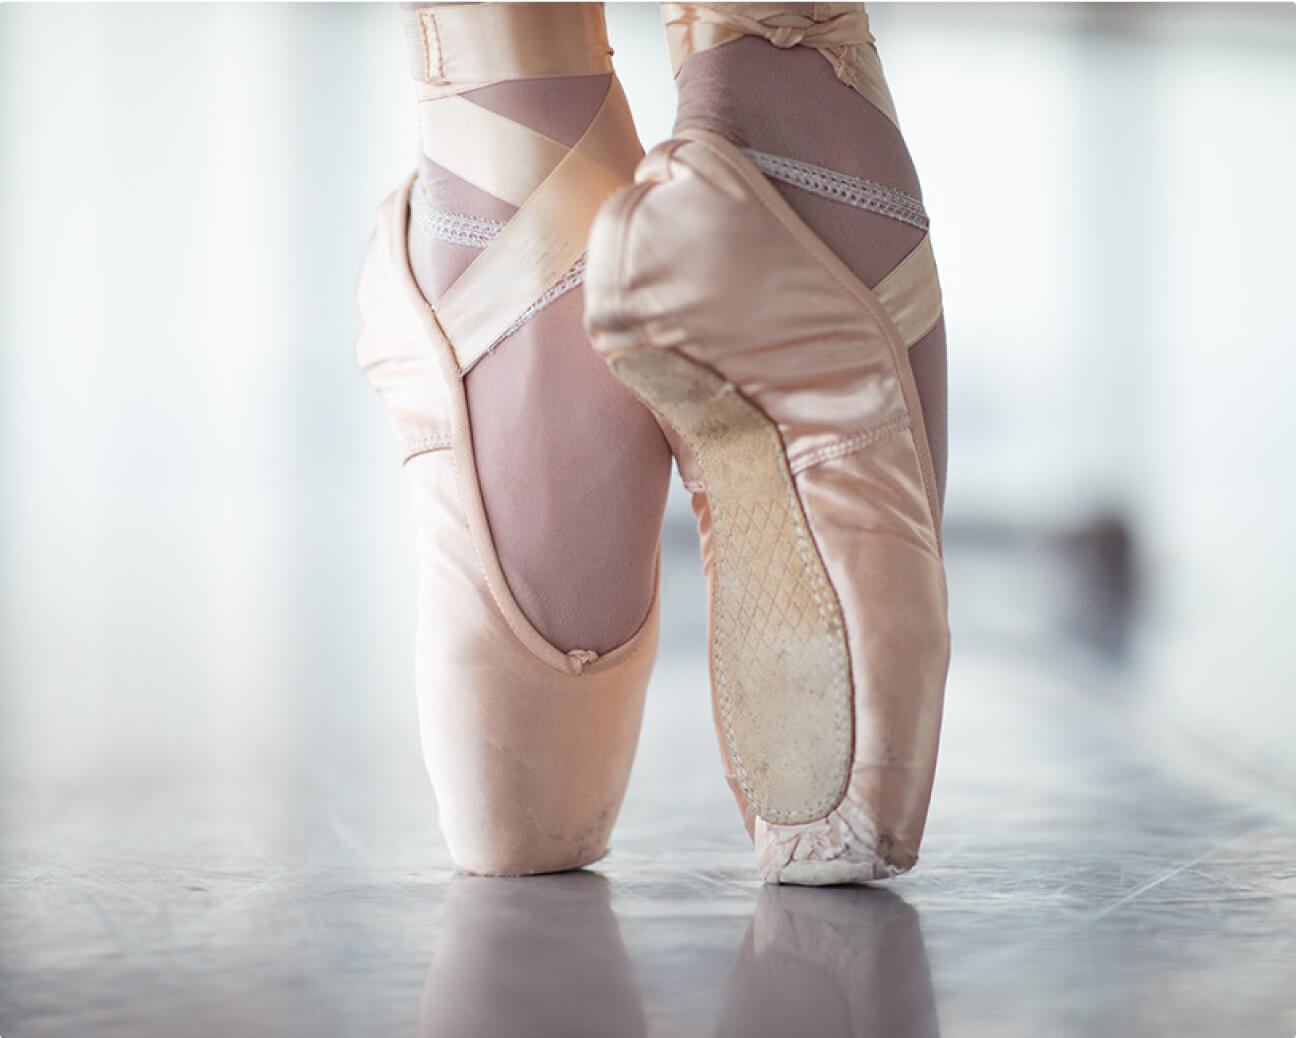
2;533;1293;1038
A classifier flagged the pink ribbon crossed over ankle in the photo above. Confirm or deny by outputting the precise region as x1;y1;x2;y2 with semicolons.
663;3;877;65
715;8;876;50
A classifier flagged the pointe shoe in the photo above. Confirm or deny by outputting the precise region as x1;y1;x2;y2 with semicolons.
584;5;949;884
356;3;654;876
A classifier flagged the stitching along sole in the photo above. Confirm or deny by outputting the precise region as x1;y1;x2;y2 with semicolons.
607;347;853;825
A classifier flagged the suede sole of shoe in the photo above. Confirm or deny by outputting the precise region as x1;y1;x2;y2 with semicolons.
606;346;854;827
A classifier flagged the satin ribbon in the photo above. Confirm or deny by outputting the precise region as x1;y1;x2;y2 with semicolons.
662;3;876;62
399;3;642;375
402;2;613;99
435;78;641;372
872;236;943;350
661;2;899;127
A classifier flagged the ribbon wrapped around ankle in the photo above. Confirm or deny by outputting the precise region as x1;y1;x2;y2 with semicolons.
661;2;899;127
663;2;874;58
400;2;642;374
402;2;613;99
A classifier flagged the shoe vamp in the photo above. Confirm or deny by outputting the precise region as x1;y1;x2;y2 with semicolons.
626;139;907;460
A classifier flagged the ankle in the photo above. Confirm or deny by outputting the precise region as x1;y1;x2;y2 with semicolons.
409;73;614;307
422;73;612;159
674;39;922;200
677;39;925;292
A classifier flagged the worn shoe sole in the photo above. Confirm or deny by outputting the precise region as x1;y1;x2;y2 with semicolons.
606;346;855;829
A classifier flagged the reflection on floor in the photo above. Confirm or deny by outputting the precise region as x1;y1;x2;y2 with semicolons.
421;876;937;1038
1;532;1293;1037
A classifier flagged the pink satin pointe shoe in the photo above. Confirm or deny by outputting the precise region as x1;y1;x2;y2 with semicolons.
356;3;655;876
585;4;950;884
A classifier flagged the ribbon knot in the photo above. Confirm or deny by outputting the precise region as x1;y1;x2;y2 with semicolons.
766;24;807;47
714;9;876;53
661;4;897;126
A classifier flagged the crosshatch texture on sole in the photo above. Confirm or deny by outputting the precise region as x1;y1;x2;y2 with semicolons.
607;346;854;825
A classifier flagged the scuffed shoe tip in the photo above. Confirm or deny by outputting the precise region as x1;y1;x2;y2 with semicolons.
756;802;918;885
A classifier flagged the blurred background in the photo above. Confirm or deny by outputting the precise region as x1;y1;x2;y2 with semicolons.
2;4;1294;1037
